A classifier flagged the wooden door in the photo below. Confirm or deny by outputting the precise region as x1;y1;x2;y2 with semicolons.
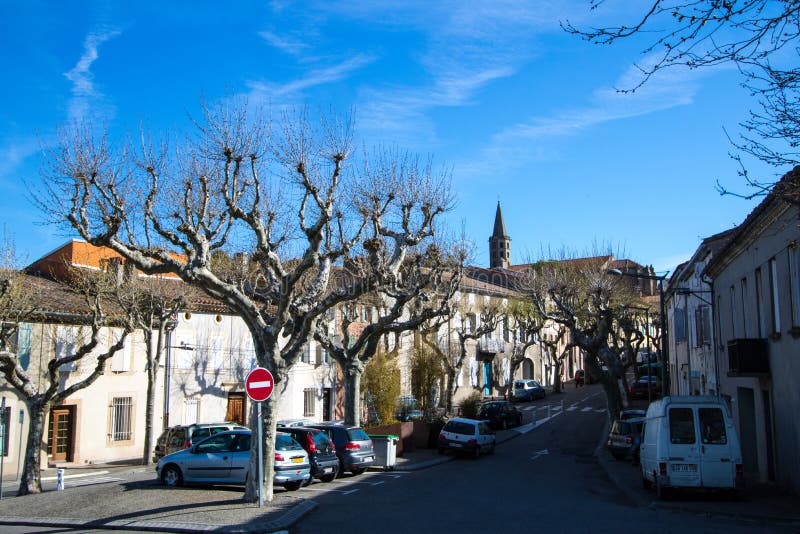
48;407;73;462
225;393;245;425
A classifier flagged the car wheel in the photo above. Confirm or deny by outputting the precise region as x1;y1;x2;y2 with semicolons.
656;480;671;500
337;459;345;478
351;468;366;475
488;443;495;455
283;480;303;491
161;465;183;487
472;446;481;459
320;473;336;483
501;419;507;430
642;476;652;490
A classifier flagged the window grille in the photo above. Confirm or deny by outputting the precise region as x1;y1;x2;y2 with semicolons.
303;389;315;417
110;397;133;442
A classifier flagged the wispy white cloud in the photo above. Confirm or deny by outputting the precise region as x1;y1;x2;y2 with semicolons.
247;53;376;102
258;30;309;56
0;137;40;183
457;58;707;180
63;27;121;122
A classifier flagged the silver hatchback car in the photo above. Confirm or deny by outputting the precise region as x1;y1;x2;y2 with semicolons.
156;429;311;491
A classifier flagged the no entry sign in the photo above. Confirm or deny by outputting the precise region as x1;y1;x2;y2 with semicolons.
245;367;274;402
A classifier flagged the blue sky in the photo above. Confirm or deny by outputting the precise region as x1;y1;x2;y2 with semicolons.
0;1;782;274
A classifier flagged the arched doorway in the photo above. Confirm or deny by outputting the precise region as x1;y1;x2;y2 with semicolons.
522;358;533;379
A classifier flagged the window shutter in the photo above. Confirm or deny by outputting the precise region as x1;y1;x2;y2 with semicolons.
17;323;32;371
209;336;224;369
56;326;78;372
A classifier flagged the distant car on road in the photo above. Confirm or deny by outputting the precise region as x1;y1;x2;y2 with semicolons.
574;369;585;386
437;417;496;458
606;418;645;461
513;379;546;402
478;400;523;430
629;377;661;400
619;409;647;420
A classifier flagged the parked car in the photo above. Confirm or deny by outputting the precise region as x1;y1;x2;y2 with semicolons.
277;419;317;428
619;409;647;420
155;422;248;461
156;429;311;491
308;423;375;475
574;369;585;386
437;417;496;457
477;401;523;430
513;379;546;402
396;395;422;421
606;418;645;461
277;426;339;482
640;396;743;498
629;377;662;400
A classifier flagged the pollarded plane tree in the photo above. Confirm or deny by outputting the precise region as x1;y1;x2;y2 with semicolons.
519;258;637;421
313;244;462;426
608;306;648;403
538;323;574;394
505;298;547;389
563;1;800;203
420;294;503;415
0;252;132;495
36;101;453;502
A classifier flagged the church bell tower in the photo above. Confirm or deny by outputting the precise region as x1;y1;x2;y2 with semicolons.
489;202;511;269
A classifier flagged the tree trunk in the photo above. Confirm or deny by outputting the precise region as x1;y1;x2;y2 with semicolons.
444;368;457;415
553;361;563;393
243;388;280;503
343;361;364;427
602;378;624;425
18;400;47;496
141;328;161;466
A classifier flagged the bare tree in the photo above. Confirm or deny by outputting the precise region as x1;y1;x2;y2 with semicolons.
506;298;546;387
519;258;636;422
563;1;800;201
314;246;461;426
538;323;573;394
608;307;648;402
0;262;132;495
107;271;186;465
421;299;502;415
36;101;452;502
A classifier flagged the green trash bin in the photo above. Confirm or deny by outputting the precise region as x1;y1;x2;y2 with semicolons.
368;434;399;471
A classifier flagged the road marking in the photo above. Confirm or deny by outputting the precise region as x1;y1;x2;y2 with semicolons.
594;409;606;413
42;470;109;481
522;405;536;411
552;406;562;411
530;449;549;461
566;407;577;412
305;486;359;495
62;476;124;488
581;407;593;412
514;422;536;434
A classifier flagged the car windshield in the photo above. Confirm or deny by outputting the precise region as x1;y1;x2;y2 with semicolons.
312;431;332;449
276;435;303;451
443;421;475;435
347;428;370;441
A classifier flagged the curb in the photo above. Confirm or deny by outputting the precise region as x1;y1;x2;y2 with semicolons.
0;498;318;534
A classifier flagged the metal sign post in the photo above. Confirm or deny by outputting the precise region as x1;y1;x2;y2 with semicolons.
245;367;274;509
0;396;5;501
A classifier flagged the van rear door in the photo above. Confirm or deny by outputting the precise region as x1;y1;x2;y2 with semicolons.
698;406;735;488
667;407;701;487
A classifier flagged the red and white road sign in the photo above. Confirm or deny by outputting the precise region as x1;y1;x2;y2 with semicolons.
245;367;274;402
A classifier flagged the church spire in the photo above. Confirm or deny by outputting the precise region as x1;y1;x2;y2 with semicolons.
489;201;511;269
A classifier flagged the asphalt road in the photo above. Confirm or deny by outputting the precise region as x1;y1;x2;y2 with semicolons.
293;386;775;534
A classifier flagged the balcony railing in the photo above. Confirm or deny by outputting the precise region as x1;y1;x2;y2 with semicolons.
477;338;505;354
727;338;770;377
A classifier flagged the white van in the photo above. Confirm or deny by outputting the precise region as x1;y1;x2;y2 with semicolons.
640;396;743;498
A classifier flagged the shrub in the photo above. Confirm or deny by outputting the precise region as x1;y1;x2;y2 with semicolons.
460;391;482;419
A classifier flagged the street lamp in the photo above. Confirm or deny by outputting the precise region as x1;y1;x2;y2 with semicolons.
608;268;671;395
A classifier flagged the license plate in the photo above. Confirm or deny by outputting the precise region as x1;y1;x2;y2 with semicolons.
365;456;374;462
671;463;697;473
292;457;303;464
324;467;333;474
449;443;462;448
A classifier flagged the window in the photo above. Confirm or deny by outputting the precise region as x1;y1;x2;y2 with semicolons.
740;278;749;337
755;267;766;337
109;397;133;442
466;313;477;334
673;307;686;342
769;258;781;335
302;344;311;364
789;245;800;328
668;408;696;444
243;339;256;371
110;333;131;373
174;333;194;369
16;323;32;371
185;398;199;425
698;408;727;445
729;285;738;338
694;306;711;347
303;389;315;418
195;433;236;454
208;336;224;370
55;326;80;372
1;405;10;457
315;343;328;365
